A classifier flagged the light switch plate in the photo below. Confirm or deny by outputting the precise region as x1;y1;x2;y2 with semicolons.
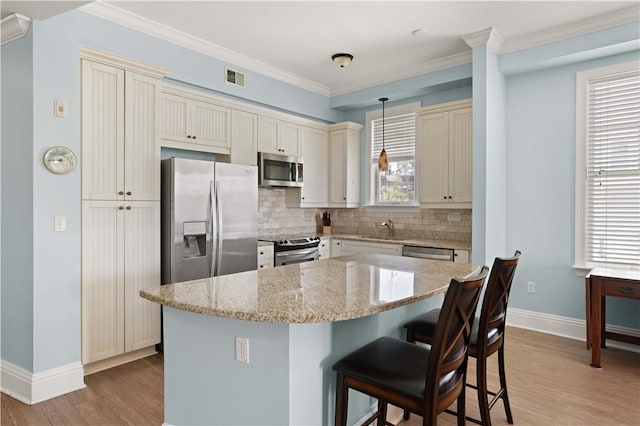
54;100;67;118
54;215;67;232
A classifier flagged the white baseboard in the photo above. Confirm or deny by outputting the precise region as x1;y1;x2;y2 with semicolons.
507;307;640;354
1;360;85;405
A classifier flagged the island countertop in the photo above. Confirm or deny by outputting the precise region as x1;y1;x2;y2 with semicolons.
141;254;480;323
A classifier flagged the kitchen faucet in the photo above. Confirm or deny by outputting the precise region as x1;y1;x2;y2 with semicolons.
380;219;394;237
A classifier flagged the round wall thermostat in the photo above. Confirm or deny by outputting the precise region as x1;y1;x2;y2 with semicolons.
43;146;77;175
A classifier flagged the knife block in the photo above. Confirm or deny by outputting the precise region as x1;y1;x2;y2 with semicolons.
322;225;331;235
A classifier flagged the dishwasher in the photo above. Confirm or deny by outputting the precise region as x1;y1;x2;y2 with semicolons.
402;245;454;261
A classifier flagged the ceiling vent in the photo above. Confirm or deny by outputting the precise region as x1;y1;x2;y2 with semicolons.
225;68;245;88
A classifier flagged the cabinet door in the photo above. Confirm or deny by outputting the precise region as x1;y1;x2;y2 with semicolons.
81;60;125;201
124;201;161;352
329;130;347;203
190;101;230;148
318;239;330;259
230;110;258;166
278;121;300;155
341;240;402;256
418;112;449;203
124;72;160;201
257;116;279;153
159;93;189;143
344;128;360;205
300;126;328;203
448;108;473;203
82;200;125;364
330;239;343;257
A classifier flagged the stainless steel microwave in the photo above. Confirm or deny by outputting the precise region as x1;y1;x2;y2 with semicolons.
258;152;303;187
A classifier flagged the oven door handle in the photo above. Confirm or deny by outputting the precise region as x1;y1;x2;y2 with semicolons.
277;248;318;258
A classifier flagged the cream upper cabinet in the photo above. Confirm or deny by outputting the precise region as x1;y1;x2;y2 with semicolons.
82;200;160;364
230;109;258;166
328;122;362;208
160;91;231;152
285;125;328;207
258;116;300;156
82;60;160;202
416;99;472;208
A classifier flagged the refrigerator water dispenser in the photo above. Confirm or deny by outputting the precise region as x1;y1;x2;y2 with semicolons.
183;221;207;258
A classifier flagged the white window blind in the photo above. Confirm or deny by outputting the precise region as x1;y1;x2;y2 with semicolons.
585;71;640;267
371;113;416;160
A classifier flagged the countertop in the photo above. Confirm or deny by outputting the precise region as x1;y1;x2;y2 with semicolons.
141;254;480;323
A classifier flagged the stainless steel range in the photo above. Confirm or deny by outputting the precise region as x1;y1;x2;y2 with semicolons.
260;236;321;266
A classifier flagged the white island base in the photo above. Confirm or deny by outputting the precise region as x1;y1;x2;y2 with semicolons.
163;297;443;426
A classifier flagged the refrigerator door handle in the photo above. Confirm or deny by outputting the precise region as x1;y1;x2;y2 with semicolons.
210;181;217;277
213;181;223;277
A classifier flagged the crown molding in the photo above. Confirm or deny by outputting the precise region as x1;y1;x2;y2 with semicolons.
329;51;472;97
80;45;169;78
502;5;640;54
1;13;31;46
462;27;504;53
79;1;331;97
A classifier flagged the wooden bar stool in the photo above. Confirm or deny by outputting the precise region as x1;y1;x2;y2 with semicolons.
404;251;521;426
333;266;489;426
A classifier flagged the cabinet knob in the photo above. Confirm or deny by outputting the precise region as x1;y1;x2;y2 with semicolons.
126;191;132;196
448;195;452;199
118;191;124;195
187;135;192;139
259;251;264;255
301;197;305;200
343;197;346;200
118;206;124;210
259;265;264;269
126;206;132;210
192;135;197;140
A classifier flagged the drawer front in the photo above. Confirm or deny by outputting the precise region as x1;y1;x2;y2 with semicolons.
602;279;640;300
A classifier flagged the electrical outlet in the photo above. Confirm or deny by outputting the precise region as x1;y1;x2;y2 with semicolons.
235;337;249;363
527;281;536;294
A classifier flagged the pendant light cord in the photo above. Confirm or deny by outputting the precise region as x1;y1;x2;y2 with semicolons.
379;97;388;151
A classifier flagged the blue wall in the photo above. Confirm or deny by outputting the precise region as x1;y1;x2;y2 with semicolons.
1;31;35;371
0;6;638;381
504;49;640;326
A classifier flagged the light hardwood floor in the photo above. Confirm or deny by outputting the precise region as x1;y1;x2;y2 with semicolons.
2;327;639;425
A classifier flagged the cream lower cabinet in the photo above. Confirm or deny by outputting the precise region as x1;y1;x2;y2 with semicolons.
341;240;403;256
416;99;472;208
258;245;274;269
81;200;161;365
318;238;330;259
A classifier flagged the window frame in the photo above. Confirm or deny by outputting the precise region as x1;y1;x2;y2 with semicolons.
364;101;421;208
574;60;640;276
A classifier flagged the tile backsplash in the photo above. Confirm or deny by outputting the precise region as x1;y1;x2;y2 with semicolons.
259;188;472;242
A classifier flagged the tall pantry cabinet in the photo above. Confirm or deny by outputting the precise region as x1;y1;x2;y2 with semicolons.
80;48;167;372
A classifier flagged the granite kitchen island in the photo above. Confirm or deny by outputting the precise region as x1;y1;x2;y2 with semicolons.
141;254;480;426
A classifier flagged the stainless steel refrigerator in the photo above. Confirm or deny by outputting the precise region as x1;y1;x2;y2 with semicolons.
161;158;258;284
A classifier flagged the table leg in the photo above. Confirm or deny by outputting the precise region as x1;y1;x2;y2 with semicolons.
591;276;602;368
585;277;591;349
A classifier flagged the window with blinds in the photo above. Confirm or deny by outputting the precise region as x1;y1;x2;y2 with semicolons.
585;69;640;267
370;111;417;204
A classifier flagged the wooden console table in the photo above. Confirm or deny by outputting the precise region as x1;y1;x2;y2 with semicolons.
585;267;640;368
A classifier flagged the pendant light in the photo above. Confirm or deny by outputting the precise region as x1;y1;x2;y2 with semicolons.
377;97;389;172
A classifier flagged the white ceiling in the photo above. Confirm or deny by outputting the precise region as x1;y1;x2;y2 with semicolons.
3;1;639;96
